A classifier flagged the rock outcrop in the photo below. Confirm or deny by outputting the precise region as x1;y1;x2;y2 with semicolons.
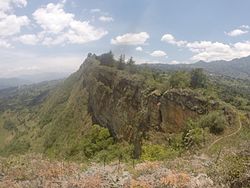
81;58;218;142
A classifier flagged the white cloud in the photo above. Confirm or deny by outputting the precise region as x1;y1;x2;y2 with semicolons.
0;38;12;48
150;50;167;57
0;14;29;36
33;3;74;34
111;32;149;45
188;40;250;62
240;25;249;29
66;20;108;44
161;34;175;43
135;46;143;51
225;29;248;37
0;0;27;11
99;16;114;22
30;3;107;46
161;33;187;46
17;34;40;45
0;0;29;48
90;8;101;13
168;60;180;65
167;60;190;65
162;33;250;62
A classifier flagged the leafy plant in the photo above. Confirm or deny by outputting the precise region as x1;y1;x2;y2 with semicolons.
199;111;226;135
190;68;207;89
169;71;190;88
141;144;178;161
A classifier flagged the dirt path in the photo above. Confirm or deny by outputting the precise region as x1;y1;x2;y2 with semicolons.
206;116;242;152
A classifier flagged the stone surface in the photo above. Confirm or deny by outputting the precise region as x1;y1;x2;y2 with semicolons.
82;59;218;141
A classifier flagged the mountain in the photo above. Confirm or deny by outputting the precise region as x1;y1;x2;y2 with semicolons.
0;72;70;90
0;53;249;187
18;72;71;83
0;78;31;90
144;55;250;80
191;56;250;80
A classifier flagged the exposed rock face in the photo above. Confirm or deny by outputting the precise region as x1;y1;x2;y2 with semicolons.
82;58;218;142
159;89;214;132
84;62;147;141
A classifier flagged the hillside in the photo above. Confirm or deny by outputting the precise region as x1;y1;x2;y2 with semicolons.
193;56;250;80
0;53;249;187
0;72;69;90
144;55;250;80
0;78;31;90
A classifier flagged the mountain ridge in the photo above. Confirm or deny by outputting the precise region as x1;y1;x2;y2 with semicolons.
142;55;250;80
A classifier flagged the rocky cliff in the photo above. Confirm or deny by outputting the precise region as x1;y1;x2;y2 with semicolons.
81;57;218;143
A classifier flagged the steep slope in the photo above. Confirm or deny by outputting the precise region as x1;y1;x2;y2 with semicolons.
82;57;220;142
0;54;239;161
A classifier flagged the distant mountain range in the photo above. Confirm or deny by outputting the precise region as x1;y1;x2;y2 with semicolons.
0;72;70;90
0;78;31;90
1;55;250;90
143;55;250;80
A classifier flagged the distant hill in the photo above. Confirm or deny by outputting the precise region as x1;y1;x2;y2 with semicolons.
0;72;70;90
191;56;250;80
18;72;71;83
0;78;31;90
143;55;250;80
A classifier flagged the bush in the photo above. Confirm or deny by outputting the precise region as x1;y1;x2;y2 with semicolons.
3;120;16;131
4;140;30;155
190;68;207;89
199;111;226;135
97;51;115;67
169;71;190;88
141;144;178;161
182;120;204;149
80;124;114;158
95;142;133;163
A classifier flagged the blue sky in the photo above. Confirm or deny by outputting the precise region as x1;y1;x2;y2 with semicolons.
1;0;250;77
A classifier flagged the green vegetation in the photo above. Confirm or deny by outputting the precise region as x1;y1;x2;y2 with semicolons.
190;68;207;89
182;120;204;149
141;144;179;161
3;120;16;131
169;71;190;88
0;52;249;169
199;111;226;135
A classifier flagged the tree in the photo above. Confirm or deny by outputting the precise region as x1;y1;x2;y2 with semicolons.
127;57;137;74
169;71;190;88
117;54;126;70
199;111;226;135
98;51;115;67
127;57;135;65
87;53;92;58
190;68;207;89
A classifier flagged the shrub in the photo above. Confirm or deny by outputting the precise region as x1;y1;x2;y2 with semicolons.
97;51;115;67
80;124;114;158
95;142;133;163
190;68;207;89
141;144;178;161
182;120;204;149
3;120;16;131
4;140;30;155
199;111;226;135
169;71;190;88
